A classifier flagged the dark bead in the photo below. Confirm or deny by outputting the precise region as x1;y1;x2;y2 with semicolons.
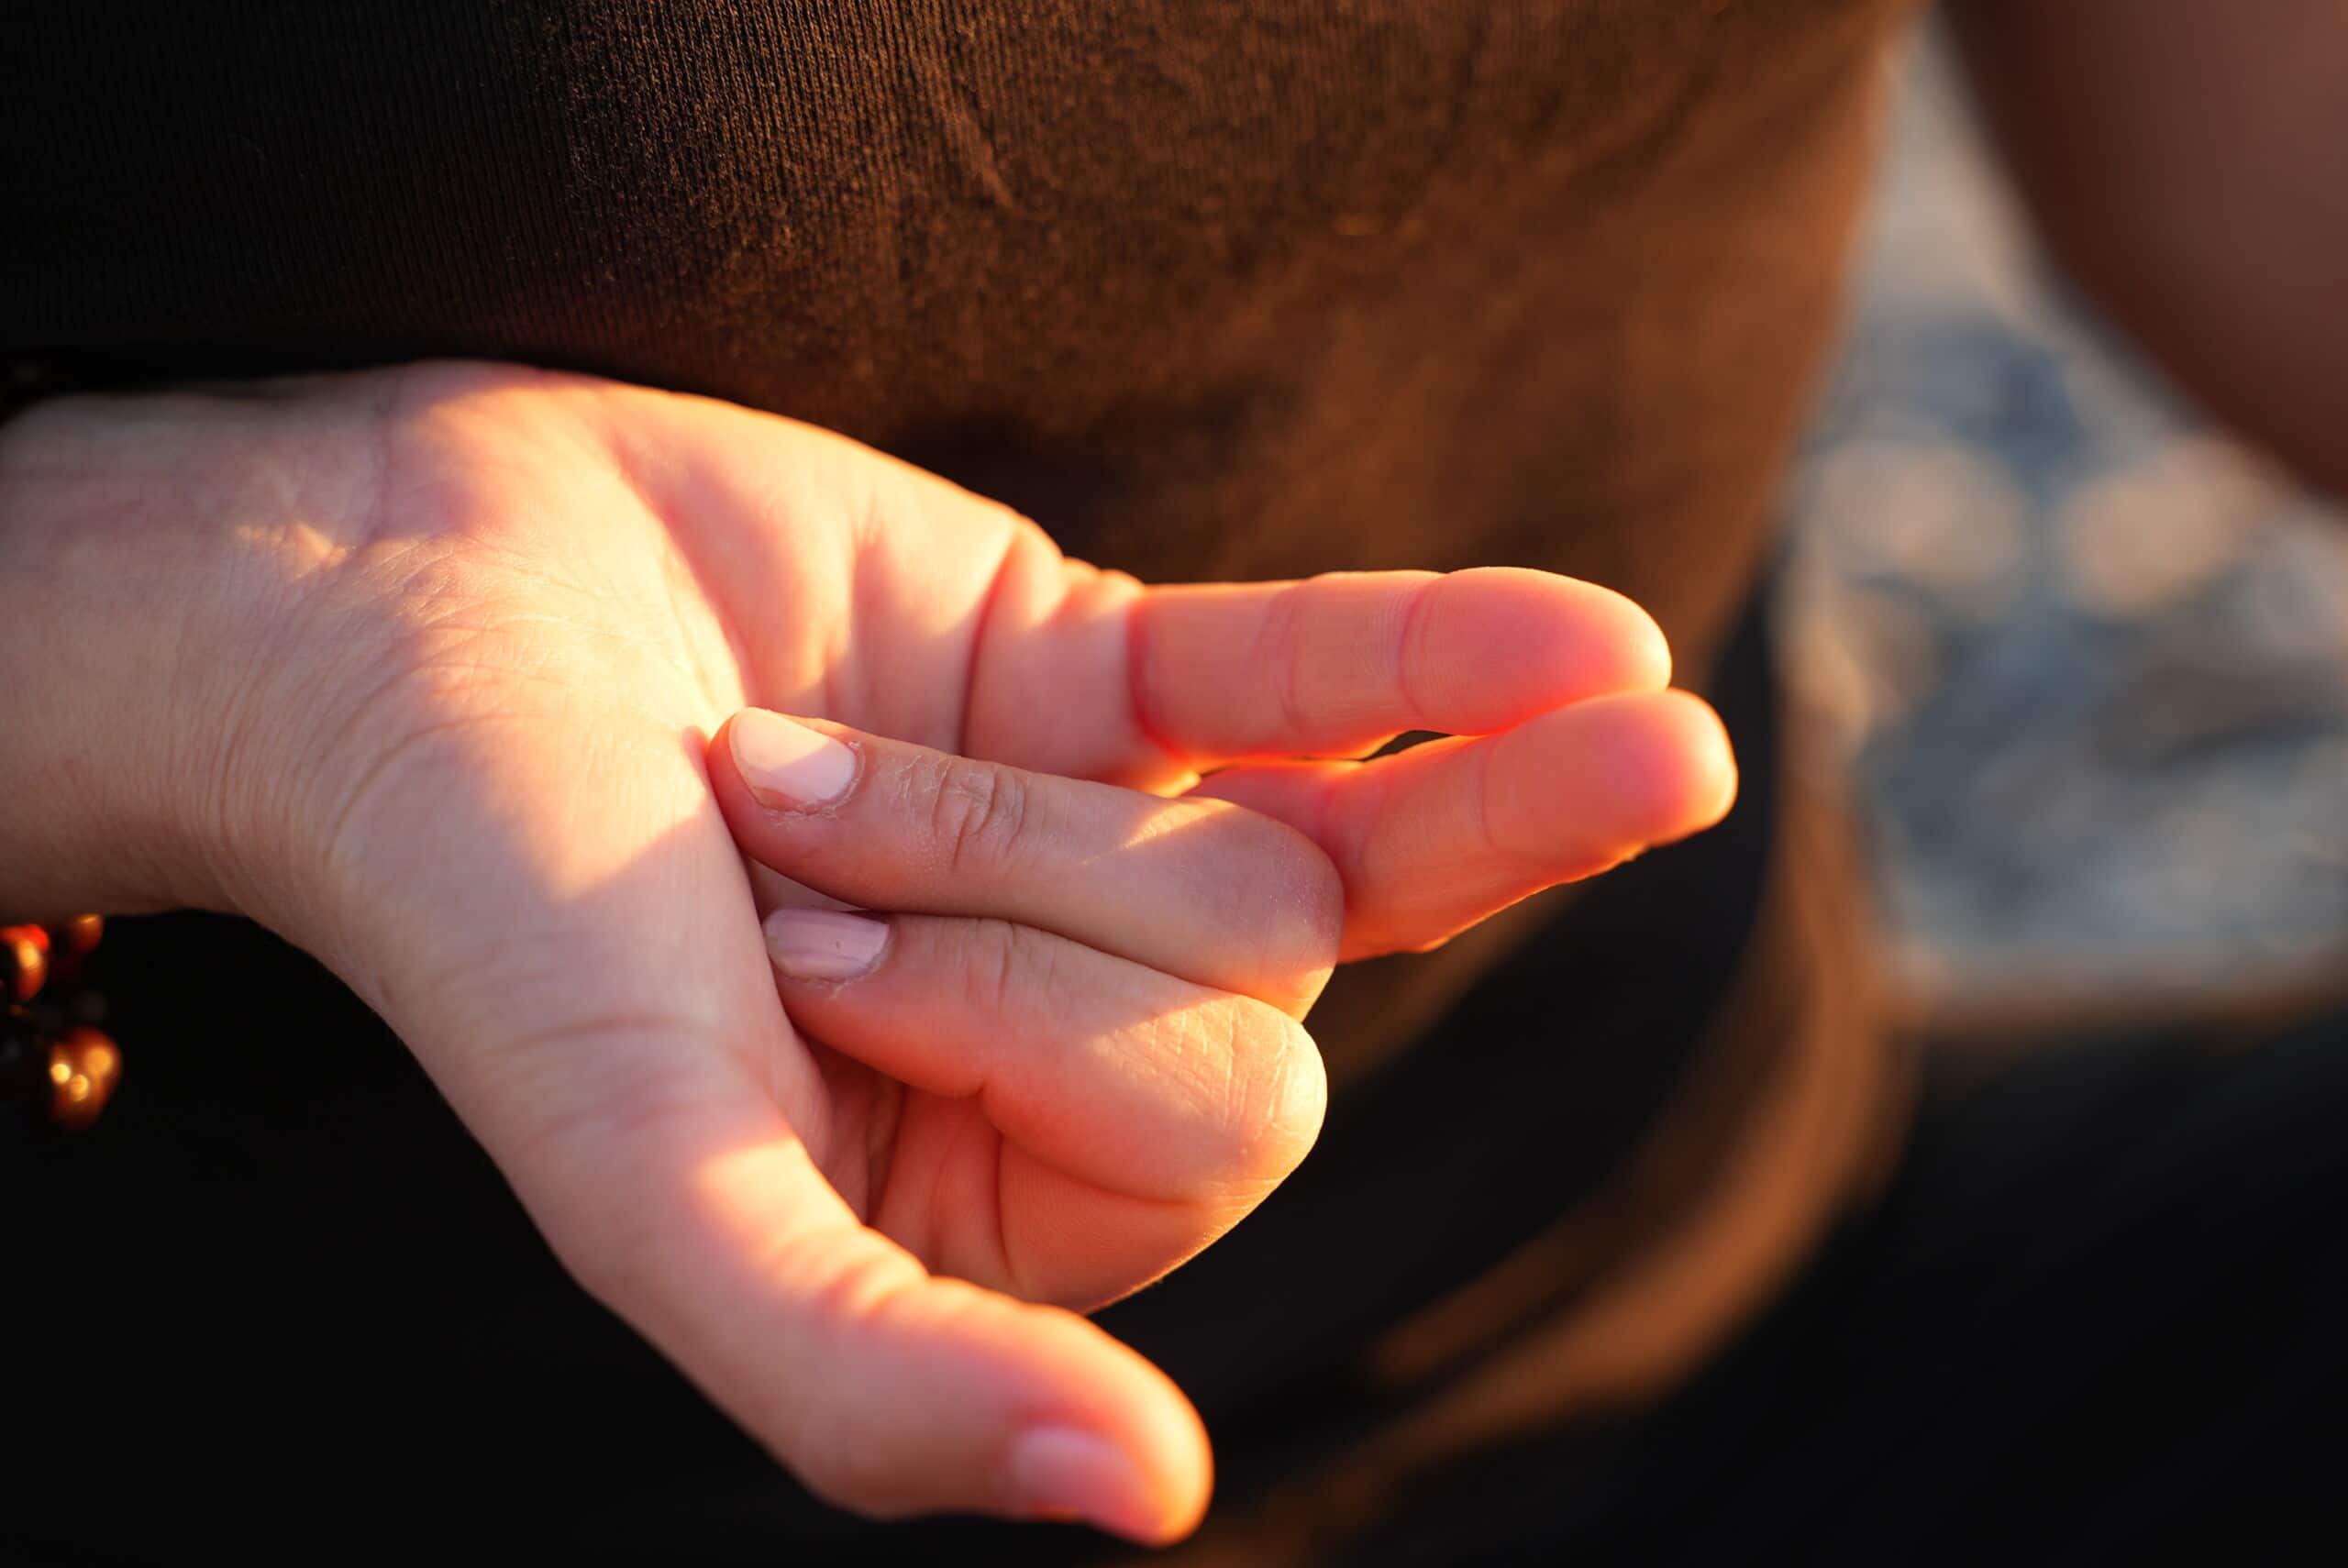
57;915;102;955
0;1013;43;1123
44;914;103;986
46;1026;121;1132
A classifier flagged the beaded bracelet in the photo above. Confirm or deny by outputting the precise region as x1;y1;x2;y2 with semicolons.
1;370;119;1132
0;916;120;1134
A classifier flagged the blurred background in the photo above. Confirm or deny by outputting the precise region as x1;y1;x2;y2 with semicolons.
1782;29;2348;1038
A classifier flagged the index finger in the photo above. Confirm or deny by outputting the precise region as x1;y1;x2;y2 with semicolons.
1130;568;1673;769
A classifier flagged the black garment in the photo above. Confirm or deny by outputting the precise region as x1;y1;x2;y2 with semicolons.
19;918;2348;1565
1342;1008;2348;1567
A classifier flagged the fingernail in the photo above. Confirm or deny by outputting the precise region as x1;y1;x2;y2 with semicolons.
731;710;857;810
762;908;890;981
1006;1428;1162;1541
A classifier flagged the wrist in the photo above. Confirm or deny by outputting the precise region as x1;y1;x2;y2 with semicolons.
0;383;378;923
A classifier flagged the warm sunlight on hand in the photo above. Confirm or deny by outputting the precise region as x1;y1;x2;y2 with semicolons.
0;362;1733;1543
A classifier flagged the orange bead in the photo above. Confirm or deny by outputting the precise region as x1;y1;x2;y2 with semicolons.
46;1025;121;1132
2;933;46;1003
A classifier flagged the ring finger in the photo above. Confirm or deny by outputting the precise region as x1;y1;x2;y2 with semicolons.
761;905;1323;1308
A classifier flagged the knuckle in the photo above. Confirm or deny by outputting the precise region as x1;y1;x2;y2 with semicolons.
770;1254;938;1518
919;754;1033;879
488;1028;740;1308
956;917;1047;1019
1268;584;1314;745
547;1184;689;1331
548;1207;659;1314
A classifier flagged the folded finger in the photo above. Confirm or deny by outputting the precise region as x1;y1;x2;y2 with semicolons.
711;709;1343;1015
764;907;1324;1305
1190;689;1737;959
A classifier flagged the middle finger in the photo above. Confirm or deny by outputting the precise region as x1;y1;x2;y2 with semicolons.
709;709;1345;1017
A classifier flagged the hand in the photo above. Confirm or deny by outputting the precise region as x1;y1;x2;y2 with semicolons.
0;362;1733;1540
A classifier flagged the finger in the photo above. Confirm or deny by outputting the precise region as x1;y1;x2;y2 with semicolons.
710;708;1344;1016
624;400;1669;789
763;908;1324;1306
1190;689;1738;959
308;720;1211;1540
1124;567;1673;769
965;564;1675;787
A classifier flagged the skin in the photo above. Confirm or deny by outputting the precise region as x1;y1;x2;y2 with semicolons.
0;362;1733;1542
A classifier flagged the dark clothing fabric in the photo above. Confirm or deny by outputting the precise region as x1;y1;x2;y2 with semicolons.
1330;1010;2348;1568
5;0;1900;651
16;1;2261;1562
17;922;2348;1565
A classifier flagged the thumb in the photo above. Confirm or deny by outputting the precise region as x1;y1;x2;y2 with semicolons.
288;716;1211;1540
618;1124;1213;1538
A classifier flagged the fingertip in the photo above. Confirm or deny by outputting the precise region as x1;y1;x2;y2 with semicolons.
1678;693;1741;832
1077;1310;1215;1543
1106;1373;1216;1545
993;1309;1213;1543
1598;585;1676;694
1262;1017;1331;1182
1498;569;1676;694
1602;689;1740;846
1428;569;1674;729
1486;690;1737;873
